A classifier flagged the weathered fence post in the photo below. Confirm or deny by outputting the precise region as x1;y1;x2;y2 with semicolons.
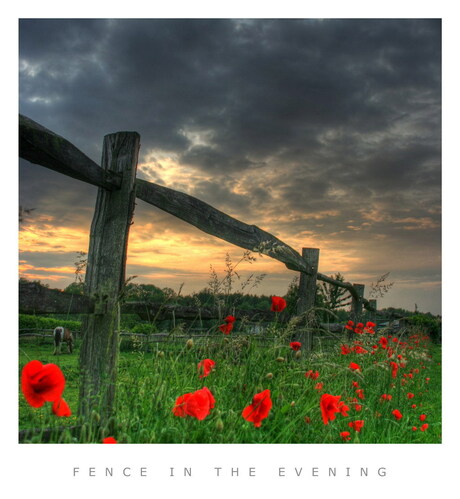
296;248;320;351
368;299;377;322
349;283;365;338
78;131;140;421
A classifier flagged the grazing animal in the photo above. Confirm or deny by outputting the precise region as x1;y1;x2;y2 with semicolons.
53;327;73;355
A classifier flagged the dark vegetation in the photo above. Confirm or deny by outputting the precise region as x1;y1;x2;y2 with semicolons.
19;275;441;344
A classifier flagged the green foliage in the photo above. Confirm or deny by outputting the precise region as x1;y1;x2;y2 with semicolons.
20;277;49;288
19;314;81;331
407;314;442;343
380;307;414;318
130;323;159;335
64;282;85;295
19;330;442;444
124;283;168;303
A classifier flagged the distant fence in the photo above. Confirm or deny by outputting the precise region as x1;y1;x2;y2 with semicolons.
18;328;343;351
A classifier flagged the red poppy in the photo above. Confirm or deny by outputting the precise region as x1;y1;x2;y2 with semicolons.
338;401;349;416
348;420;364;432
224;315;236;323
305;370;320;380
341;344;351;355
390;361;399;378
352;345;368;354
349;362;361;372
315;382;324;391
173;387;215;420
219;322;233;335
355;389;365;400
344;320;354;331
407;393;415;399
379;336;388;349
340;431;351;441
352;381;359;388
420;423;429;431
290;341;301;351
52;398;71;417
364;322;376;334
21;360;66;408
172;393;193;418
270;296;287;312
320;393;342;425
380;394;392;401
242;389;272;427
392;409;403;421
354;323;364;334
420;414;427;422
197;359;215;378
103;437;117;444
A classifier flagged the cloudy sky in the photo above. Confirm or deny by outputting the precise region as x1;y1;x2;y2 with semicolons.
18;18;441;314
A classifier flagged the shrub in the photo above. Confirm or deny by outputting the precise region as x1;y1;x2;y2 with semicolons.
19;314;81;332
408;314;442;343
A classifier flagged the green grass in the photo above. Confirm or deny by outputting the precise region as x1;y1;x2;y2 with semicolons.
18;329;441;444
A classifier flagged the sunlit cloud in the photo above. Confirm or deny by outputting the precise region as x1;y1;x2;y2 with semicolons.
19;218;89;254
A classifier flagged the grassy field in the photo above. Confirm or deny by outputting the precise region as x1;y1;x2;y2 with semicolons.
19;327;441;444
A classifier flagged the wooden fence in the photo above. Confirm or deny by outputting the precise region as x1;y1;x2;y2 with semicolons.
19;114;377;421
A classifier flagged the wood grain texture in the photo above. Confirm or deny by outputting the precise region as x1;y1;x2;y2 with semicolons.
78;131;140;420
19;114;121;190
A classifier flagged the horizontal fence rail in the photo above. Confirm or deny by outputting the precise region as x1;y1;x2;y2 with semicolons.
19;114;375;312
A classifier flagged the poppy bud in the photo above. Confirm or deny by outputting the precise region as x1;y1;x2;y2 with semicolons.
290;401;296;407
91;410;101;424
276;356;285;362
295;350;302;359
265;373;273;379
157;351;165;358
215;418;224;432
186;339;194;350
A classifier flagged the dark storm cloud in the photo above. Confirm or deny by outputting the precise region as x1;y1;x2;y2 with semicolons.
19;19;440;164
